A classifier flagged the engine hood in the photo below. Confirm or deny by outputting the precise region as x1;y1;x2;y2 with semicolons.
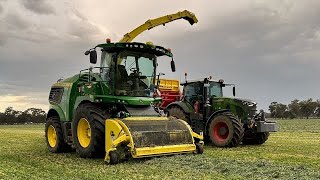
212;97;256;106
231;97;257;107
211;97;257;120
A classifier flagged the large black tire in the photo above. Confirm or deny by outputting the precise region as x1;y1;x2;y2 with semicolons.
45;116;70;153
167;106;190;124
73;103;107;158
242;130;270;145
208;112;243;147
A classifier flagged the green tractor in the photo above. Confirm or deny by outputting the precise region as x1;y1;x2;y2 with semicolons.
166;77;277;147
45;41;204;164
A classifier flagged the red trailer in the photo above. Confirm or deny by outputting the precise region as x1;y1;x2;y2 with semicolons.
157;79;181;108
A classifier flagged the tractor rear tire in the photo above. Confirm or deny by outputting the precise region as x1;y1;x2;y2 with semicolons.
167;106;190;124
73;103;107;158
208;112;243;147
45;116;70;153
242;131;270;145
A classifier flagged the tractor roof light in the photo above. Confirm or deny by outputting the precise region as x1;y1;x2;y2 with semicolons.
218;79;224;83
146;41;154;46
106;38;111;43
167;48;171;52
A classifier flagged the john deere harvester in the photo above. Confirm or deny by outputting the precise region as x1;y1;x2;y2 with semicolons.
167;77;277;147
45;42;204;164
45;10;203;164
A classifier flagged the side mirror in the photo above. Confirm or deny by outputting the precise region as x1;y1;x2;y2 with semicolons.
170;59;176;72
90;50;97;64
233;86;236;97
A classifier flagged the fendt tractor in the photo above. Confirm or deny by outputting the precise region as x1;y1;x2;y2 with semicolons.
45;11;204;164
167;77;277;147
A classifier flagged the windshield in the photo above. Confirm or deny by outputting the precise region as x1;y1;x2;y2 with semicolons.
209;82;223;97
115;51;156;97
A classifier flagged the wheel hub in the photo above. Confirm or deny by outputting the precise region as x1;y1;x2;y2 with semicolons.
77;118;91;148
219;127;227;136
47;125;57;148
213;121;229;142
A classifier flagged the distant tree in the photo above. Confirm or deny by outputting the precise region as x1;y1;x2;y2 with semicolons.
275;103;288;119
3;107;19;124
269;102;278;118
299;98;317;119
0;107;46;124
268;102;287;119
288;99;300;118
0;112;4;124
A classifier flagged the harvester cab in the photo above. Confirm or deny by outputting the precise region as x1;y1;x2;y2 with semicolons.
45;41;204;164
167;77;277;147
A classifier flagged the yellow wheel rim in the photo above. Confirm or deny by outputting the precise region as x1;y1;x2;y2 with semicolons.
47;125;57;148
77;118;91;148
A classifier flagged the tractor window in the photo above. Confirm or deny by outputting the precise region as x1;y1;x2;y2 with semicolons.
100;51;114;82
114;51;156;97
209;82;223;97
183;83;201;103
101;51;113;68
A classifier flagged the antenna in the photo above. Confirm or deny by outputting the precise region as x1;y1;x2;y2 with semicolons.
184;72;188;83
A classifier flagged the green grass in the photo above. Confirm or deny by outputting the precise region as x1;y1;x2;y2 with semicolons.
0;119;320;179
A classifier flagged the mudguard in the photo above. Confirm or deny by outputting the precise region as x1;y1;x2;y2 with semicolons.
166;101;194;114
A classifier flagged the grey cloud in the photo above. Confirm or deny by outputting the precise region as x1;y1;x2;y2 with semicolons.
0;4;3;14
0;30;7;45
21;0;55;15
67;8;105;42
5;13;30;30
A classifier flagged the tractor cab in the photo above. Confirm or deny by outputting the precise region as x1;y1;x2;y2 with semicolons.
84;42;175;99
181;78;233;114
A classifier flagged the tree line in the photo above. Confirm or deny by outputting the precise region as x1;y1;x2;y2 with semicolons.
0;107;46;124
268;98;320;119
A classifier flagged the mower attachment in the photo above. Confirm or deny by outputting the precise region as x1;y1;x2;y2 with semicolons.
105;117;203;164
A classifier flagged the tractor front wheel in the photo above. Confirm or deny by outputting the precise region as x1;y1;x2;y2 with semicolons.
45;116;70;153
208;112;243;147
73;103;107;158
242;130;269;145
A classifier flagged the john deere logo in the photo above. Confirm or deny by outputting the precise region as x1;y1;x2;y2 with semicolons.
139;99;143;103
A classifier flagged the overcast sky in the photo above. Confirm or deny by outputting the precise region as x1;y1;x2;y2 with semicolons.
0;0;320;112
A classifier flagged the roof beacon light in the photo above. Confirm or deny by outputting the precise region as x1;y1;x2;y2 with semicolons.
106;38;111;43
146;41;154;46
167;48;171;52
219;79;224;83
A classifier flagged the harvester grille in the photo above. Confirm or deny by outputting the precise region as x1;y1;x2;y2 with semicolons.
48;87;64;103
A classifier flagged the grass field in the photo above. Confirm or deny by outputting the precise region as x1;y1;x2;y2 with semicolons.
0;119;320;180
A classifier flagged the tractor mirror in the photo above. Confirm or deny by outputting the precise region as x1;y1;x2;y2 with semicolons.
90;50;97;64
233;86;236;97
171;59;176;72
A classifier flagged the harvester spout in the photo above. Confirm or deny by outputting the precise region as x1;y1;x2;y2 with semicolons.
120;10;198;43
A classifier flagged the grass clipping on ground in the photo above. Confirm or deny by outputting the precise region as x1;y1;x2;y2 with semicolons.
0;119;320;179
